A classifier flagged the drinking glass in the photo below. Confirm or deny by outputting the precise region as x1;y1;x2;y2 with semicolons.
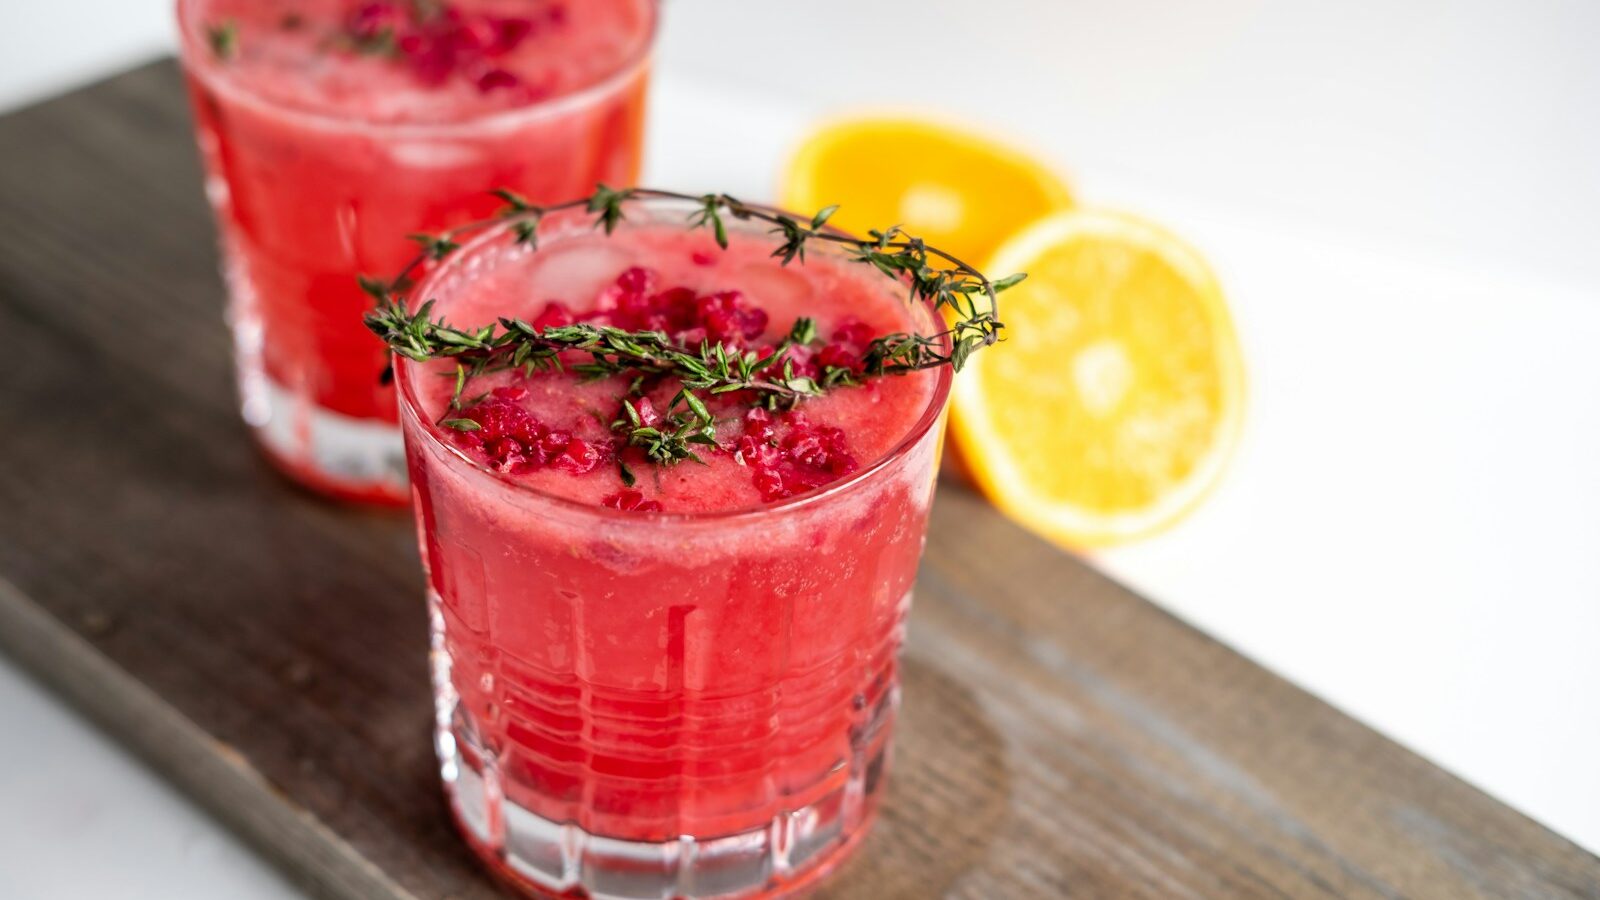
176;0;656;502
396;204;952;898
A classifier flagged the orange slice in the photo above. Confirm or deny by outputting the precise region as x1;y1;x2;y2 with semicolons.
779;116;1073;267
952;210;1245;548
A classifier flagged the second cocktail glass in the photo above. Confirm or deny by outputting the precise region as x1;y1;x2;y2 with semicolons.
176;0;657;502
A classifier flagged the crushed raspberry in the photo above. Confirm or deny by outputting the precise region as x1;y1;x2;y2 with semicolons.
536;429;571;460
450;390;608;475
783;419;856;476
445;265;878;504
532;300;573;331
743;408;777;443
702;310;738;342
691;251;717;266
832;317;876;348
694;291;767;344
458;389;536;444
751;468;786;501
603;489;664;513
735;435;781;469
596;267;653;327
347;2;403;41
341;1;562;93
484;437;525;472
816;343;865;375
488;16;533;52
476;69;520;92
736;410;859;502
810;317;877;377
583;269;771;347
616;294;653;327
738;308;770;339
652;287;699;331
615;266;655;295
550;436;603;474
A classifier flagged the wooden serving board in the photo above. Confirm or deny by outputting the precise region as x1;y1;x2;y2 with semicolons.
0;60;1596;900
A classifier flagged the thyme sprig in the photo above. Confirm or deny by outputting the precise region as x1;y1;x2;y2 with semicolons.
206;20;239;60
367;304;829;405
615;388;720;467
363;186;1025;465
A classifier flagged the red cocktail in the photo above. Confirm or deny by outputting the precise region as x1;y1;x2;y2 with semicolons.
386;196;963;898
176;0;655;503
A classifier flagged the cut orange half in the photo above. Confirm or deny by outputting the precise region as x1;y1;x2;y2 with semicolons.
780;116;1073;267
952;210;1245;548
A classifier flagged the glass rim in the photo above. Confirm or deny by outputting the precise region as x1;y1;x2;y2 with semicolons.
174;0;659;136
393;201;956;525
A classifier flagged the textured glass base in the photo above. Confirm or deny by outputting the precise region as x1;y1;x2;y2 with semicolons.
429;596;891;900
240;372;407;505
216;224;408;505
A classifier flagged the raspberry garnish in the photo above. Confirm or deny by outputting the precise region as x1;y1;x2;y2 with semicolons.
603;489;664;513
550;436;603;474
615;266;656;295
346;2;403;42
816;343;865;376
532;300;574;331
487;16;534;53
580;268;772;347
476;69;520;92
440;265;879;503
340;1;562;94
737;409;859;502
832;317;876;348
536;429;572;460
457;387;537;443
652;287;699;331
743;408;777;443
808;317;877;377
734;435;781;469
450;390;609;475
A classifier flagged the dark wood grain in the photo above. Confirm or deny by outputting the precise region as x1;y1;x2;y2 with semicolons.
0;60;1595;900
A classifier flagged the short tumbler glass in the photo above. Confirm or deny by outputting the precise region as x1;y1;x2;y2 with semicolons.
395;210;952;899
175;0;656;503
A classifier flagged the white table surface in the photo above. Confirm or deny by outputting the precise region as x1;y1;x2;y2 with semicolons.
2;2;1597;897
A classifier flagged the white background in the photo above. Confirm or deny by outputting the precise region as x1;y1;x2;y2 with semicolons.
2;1;1598;896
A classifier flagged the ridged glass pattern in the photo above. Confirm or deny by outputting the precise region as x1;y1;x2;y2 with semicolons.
430;588;906;899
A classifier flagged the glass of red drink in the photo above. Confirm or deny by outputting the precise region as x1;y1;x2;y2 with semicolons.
391;197;955;898
175;0;656;503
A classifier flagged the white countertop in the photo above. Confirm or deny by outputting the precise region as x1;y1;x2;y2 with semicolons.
2;2;1597;896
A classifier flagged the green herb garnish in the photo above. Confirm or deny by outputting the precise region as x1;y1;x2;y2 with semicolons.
364;186;1023;468
206;21;239;61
